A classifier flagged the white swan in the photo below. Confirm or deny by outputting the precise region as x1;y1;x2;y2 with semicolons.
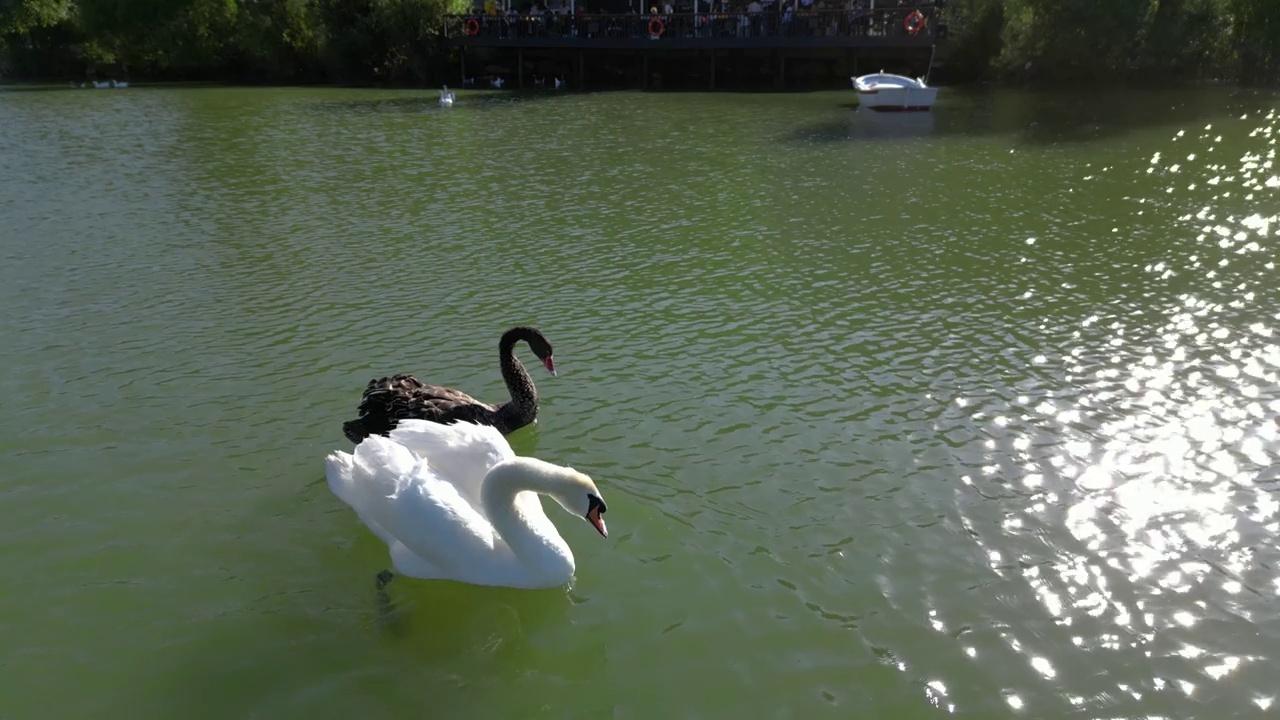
439;85;455;107
324;419;609;590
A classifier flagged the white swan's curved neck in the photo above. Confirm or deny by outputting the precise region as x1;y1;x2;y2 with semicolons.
481;460;574;583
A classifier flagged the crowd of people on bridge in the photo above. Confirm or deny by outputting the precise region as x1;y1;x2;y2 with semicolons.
461;0;937;40
474;0;932;13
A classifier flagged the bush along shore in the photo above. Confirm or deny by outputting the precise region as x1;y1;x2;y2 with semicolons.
0;0;467;85
945;0;1280;85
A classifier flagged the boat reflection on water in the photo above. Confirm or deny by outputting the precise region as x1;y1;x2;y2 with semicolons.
848;104;937;140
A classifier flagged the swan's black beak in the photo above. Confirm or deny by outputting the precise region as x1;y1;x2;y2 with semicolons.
585;494;607;538
543;356;557;377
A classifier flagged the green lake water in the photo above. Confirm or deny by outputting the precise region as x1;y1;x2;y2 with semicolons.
2;83;1279;718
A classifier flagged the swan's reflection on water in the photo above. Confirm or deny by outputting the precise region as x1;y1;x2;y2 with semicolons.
370;570;578;654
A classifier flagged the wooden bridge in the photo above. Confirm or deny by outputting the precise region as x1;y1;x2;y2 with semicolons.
443;5;947;90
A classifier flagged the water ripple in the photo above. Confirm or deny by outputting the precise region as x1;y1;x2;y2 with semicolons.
1;85;1278;718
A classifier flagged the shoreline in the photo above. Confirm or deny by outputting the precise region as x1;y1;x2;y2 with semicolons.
6;76;1280;93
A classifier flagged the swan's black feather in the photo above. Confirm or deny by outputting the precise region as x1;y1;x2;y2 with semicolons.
341;326;553;443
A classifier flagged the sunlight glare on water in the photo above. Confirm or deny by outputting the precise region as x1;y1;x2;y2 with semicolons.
950;105;1280;714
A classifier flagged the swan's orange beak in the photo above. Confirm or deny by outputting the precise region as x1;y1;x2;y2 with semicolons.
586;505;607;538
543;356;556;377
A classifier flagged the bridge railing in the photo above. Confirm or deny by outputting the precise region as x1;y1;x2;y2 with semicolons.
444;6;940;42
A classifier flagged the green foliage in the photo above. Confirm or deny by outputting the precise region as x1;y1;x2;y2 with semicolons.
944;0;1280;83
1226;0;1280;80
0;0;74;35
0;0;459;81
942;0;1004;82
228;0;323;80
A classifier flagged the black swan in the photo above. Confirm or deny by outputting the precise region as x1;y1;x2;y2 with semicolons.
342;326;555;443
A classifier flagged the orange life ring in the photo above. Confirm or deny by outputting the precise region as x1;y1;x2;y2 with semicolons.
649;17;664;36
904;10;925;35
465;17;480;35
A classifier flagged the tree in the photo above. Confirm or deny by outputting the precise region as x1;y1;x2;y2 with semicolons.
1227;0;1280;81
0;0;74;35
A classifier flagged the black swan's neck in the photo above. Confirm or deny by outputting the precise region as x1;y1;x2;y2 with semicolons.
496;327;541;427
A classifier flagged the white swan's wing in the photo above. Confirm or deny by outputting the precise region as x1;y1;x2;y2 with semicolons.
385;460;513;576
325;434;514;580
391;421;556;543
388;420;515;511
325;441;409;549
389;419;514;468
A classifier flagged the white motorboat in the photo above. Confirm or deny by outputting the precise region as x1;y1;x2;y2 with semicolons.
852;72;938;112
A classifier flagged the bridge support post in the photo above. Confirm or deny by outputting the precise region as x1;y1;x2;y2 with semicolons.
518;48;524;88
709;50;716;91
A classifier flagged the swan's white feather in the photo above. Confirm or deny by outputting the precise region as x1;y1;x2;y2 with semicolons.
381;455;511;578
388;423;562;564
387;419;513;513
324;442;400;549
394;420;557;539
327;433;513;580
325;421;582;586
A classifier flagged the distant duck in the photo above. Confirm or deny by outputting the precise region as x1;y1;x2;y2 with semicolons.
534;74;546;88
110;80;128;88
554;76;565;90
491;76;505;89
462;76;476;88
439;85;456;107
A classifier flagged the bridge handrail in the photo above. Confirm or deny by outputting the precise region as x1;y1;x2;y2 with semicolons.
444;7;940;41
